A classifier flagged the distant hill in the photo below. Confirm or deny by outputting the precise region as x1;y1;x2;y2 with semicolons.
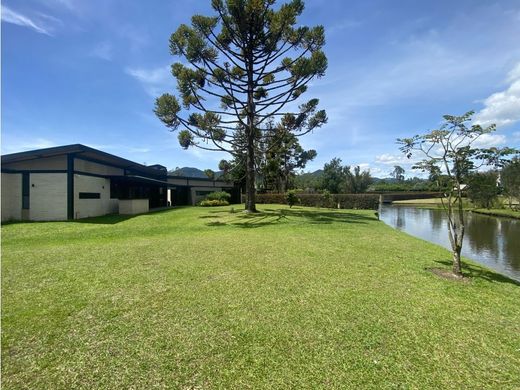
168;167;208;178
299;169;323;178
168;167;226;179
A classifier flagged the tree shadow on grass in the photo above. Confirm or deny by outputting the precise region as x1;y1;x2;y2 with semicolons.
204;207;377;229
69;207;183;225
432;259;520;286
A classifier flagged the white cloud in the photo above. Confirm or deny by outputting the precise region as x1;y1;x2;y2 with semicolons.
375;153;410;165
472;133;507;148
1;5;55;35
125;65;174;97
357;163;383;176
474;62;520;128
89;42;112;61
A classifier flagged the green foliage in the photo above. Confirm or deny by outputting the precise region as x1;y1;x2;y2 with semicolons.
260;126;317;192
252;193;380;210
321;158;372;193
345;165;372;193
501;157;520;209
321;158;344;193
370;180;444;192
286;190;299;208
204;169;215;180
321;190;332;208
467;171;499;209
199;199;229;207
154;0;328;212
293;170;322;191
206;191;231;202
391;165;405;182
398;110;517;276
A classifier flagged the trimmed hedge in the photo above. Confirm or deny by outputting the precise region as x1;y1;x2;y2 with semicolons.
199;199;230;207
377;192;443;202
244;193;380;210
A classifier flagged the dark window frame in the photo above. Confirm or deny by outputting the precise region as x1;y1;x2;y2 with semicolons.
79;192;101;199
22;173;30;209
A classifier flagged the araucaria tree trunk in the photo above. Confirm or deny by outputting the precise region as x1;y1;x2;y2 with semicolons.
154;0;328;213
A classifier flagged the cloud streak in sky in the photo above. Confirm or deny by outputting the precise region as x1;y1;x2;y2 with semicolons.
125;65;174;97
1;5;56;35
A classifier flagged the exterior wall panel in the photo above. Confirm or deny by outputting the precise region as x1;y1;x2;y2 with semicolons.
1;173;22;222
119;199;149;215
4;155;67;170
74;174;113;219
74;159;124;176
30;173;67;221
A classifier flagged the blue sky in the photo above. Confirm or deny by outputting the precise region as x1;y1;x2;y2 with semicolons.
2;0;520;176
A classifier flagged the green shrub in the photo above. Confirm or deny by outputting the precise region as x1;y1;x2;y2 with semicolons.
199;199;229;207
206;191;231;202
467;172;499;209
286;190;299;208
321;190;332;208
249;193;380;210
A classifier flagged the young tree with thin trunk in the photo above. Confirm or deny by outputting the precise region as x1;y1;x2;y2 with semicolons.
398;111;517;278
154;0;327;212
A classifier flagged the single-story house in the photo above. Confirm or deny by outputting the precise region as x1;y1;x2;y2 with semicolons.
1;144;238;222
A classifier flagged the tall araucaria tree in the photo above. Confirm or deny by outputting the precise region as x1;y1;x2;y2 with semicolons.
398;111;517;278
154;0;328;212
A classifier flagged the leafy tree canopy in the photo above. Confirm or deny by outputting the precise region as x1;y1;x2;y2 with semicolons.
154;0;328;211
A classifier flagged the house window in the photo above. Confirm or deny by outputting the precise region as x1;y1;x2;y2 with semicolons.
195;190;213;196
79;192;101;199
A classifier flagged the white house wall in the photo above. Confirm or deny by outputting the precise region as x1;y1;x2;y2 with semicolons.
29;173;67;221
1;173;22;222
74;174;117;219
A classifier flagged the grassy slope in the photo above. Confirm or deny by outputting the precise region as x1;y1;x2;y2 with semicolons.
472;208;520;220
2;205;520;389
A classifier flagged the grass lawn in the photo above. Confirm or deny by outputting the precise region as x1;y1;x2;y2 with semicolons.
392;198;473;209
2;205;520;389
472;208;520;220
393;198;520;220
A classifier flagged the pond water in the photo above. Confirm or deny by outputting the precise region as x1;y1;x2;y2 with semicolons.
379;205;520;282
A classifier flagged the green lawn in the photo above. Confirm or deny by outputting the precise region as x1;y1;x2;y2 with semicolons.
2;205;520;389
472;208;520;220
393;197;520;220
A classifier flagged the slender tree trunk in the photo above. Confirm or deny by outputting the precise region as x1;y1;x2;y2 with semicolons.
446;189;465;278
452;245;462;276
245;137;257;212
244;43;257;213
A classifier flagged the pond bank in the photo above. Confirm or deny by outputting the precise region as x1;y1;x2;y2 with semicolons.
379;205;520;282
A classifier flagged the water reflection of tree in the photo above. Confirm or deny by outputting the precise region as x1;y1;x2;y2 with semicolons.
466;214;500;262
396;207;406;230
429;209;444;232
501;220;520;271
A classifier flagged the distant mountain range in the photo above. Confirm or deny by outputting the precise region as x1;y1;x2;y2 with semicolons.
168;167;208;178
168;167;224;179
298;169;398;183
169;166;401;182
